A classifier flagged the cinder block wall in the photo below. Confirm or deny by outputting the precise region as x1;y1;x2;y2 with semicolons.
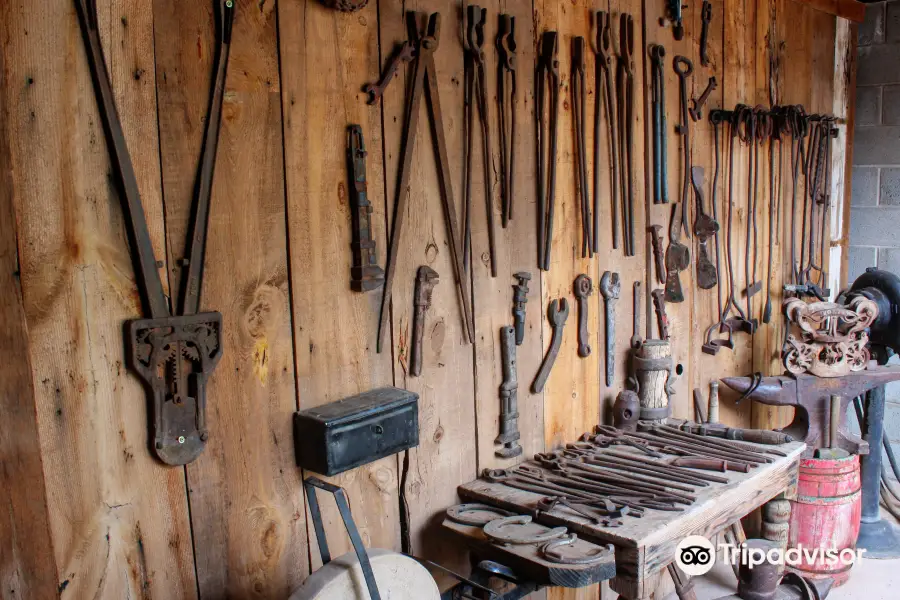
849;0;900;473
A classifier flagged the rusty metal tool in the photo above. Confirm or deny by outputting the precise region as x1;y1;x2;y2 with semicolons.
691;166;719;290
587;455;712;488
377;12;475;353
591;11;620;250
532;298;569;393
631;281;642;349
512;272;531;345
496;326;523;458
617;14;636;256
574;275;593;358
664;0;686;40
75;0;231;465
496;13;517;227
410;266;439;377
649;225;667;285
655;425;775;461
763;120;783;324
347;125;385;292
700;1;712;66
674;55;693;239
651;289;670;340
676;422;794;446
364;41;415;105
649;44;668;205
600;272;621;386
689;76;717;122
537;31;561;271
669;457;729;472
462;5;497;277
602;449;729;484
572;36;593;257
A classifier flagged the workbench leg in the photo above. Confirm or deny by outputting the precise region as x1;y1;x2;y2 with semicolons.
762;493;792;551
667;564;698;600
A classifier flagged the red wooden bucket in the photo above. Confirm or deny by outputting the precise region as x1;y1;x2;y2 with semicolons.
787;454;862;587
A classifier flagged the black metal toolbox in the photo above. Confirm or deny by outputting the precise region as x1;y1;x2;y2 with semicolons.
293;387;419;476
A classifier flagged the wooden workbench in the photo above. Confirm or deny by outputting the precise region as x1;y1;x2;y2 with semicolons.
457;441;806;599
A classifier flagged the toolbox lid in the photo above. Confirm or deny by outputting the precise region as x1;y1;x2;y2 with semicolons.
297;386;418;426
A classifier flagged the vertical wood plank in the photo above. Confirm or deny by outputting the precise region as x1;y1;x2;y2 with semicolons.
472;0;546;478
152;0;307;595
6;0;198;597
377;0;478;578
834;20;858;289
276;0;401;567
0;59;60;597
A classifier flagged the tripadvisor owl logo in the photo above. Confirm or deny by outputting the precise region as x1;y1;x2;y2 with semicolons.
675;535;716;576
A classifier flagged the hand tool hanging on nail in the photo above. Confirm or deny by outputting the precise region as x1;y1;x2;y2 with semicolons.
462;5;497;277
631;281;643;349
74;0;233;465
689;77;717;122
674;55;693;240
496;326;523;458
364;41;415;105
512;272;531;345
592;11;620;251
691;166;719;289
496;14;517;228
377;12;475;353
763;118;784;324
410;266;439;377
616;14;636;256
347;126;385;292
574;274;593;358
700;1;712;66
737;106;765;330
532;298;568;393
664;0;686;40
537;31;560;271
600;272;621;386
648;225;667;285
651;289;670;340
649;44;668;205
572;37;593;258
702;111;734;354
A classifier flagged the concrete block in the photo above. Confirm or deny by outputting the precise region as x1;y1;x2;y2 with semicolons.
861;2;886;45
881;167;900;205
857;86;883;126
849;207;900;246
878;248;900;276
858;44;900;86
889;1;900;43
853;126;900;165
849;246;878;282
883;85;900;125
852;167;880;206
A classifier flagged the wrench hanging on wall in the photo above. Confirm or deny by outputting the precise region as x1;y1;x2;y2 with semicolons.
537;31;561;271
74;0;233;465
462;5;497;277
377;12;475;353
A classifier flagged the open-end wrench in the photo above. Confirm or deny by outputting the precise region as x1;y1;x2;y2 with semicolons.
364;41;416;105
532;299;569;393
648;225;666;285
651;289;670;340
599;272;621;387
410;266;439;377
631;281;642;349
689;77;717;122
574;275;593;358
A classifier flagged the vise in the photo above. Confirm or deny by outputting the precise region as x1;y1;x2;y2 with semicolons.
721;366;900;456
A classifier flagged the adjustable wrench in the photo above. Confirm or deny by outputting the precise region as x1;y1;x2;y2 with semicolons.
495;326;522;458
631;281;642;349
651;289;670;340
532;299;569;393
599;272;621;387
410;266;439;377
512;272;531;345
574;274;593;358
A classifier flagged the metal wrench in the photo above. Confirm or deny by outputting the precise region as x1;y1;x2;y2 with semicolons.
599;272;621;387
532;298;569;393
364;41;415;105
574;275;593;358
631;281;642;349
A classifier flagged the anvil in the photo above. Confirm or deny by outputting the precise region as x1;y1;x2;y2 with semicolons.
721;366;900;456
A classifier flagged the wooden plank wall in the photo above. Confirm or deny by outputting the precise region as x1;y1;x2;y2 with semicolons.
0;0;852;598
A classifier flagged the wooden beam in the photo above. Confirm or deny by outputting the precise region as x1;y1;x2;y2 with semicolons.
790;0;866;23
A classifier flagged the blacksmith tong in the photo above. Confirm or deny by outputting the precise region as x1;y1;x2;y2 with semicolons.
377;12;475;353
74;0;232;465
497;14;517;228
537;31;560;271
591;11;620;251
